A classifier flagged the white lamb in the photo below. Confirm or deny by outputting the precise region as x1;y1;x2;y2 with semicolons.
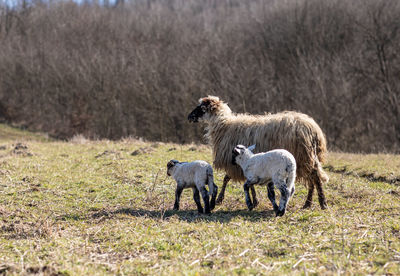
232;145;296;216
167;160;218;214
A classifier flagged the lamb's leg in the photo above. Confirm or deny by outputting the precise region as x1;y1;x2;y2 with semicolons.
291;186;295;197
276;183;290;217
250;185;258;208
243;180;254;211
173;185;184;210
216;175;230;205
302;180;314;209
267;182;279;213
192;187;204;214
200;186;210;214
210;183;218;211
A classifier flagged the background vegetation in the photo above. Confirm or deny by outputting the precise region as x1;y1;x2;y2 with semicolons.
0;124;399;274
1;2;399;273
0;0;399;152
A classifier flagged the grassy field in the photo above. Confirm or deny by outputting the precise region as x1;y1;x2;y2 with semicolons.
0;124;399;275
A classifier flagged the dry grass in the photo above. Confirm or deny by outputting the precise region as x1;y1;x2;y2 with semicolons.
326;152;400;184
0;124;399;275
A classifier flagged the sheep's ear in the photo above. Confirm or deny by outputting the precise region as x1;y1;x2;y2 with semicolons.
248;144;256;152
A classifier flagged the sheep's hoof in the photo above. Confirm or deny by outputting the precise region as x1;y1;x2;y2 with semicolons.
215;196;224;205
302;201;312;209
319;197;328;209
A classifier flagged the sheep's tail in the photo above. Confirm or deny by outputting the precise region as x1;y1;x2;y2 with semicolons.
315;159;329;183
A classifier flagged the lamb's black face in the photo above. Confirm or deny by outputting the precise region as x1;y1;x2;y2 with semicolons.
167;160;179;176
232;145;246;165
231;149;239;165
188;103;207;123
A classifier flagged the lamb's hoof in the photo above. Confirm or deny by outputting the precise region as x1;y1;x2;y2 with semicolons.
252;199;259;208
247;204;254;211
210;201;216;211
276;209;285;217
302;201;312;209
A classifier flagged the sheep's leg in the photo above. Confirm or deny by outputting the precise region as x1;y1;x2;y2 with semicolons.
192;187;204;214
216;175;230;205
243;180;254;211
210;183;218;211
302;180;314;209
250;186;258;208
267;182;279;214
313;169;328;210
200;186;210;214
173;185;184;210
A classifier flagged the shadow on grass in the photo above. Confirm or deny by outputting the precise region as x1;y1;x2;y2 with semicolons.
91;207;277;223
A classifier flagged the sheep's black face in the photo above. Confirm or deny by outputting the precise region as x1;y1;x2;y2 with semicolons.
188;104;206;123
189;97;222;122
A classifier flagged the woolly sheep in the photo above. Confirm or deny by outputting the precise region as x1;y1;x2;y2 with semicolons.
188;96;329;209
232;144;296;216
167;160;218;214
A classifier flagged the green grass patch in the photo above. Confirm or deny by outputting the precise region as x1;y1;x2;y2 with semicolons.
0;124;400;274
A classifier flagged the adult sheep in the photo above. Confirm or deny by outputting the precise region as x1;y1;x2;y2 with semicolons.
188;96;329;209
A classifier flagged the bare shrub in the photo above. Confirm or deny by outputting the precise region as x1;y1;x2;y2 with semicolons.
0;0;399;152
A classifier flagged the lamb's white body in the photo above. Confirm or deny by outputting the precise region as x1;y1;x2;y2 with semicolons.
167;160;218;214
233;145;296;216
170;161;214;192
240;150;296;188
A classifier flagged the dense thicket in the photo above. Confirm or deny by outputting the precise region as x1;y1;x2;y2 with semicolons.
0;0;399;152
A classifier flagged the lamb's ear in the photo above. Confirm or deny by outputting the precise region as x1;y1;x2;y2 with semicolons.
248;144;256;152
167;160;174;169
167;160;179;169
233;147;241;155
